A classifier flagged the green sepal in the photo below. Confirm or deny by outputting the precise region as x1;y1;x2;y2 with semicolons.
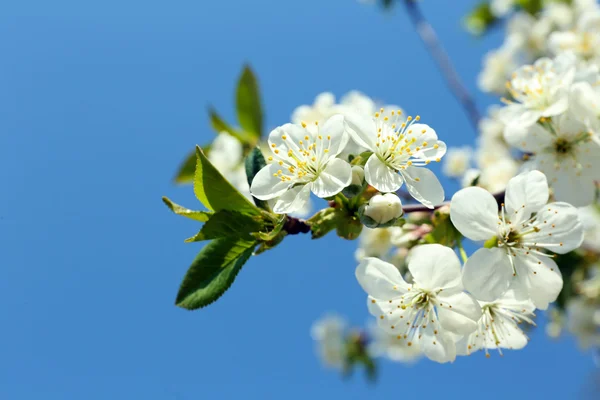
423;209;462;247
236;65;263;139
193;146;260;215
254;231;287;255
175;238;257;310
162;196;213;222
336;215;363;240
251;215;286;242
484;236;499;248
307;208;343;239
185;209;265;242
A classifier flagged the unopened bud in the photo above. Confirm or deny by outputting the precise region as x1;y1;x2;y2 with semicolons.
351;165;365;186
359;193;403;228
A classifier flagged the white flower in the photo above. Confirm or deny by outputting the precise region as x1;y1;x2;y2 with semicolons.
345;111;447;208
250;115;352;214
208;132;251;199
569;81;600;131
578;207;600;252
457;290;536;358
566;298;600;350
461;168;481;188
478;39;520;94
355;244;482;363
291;92;338;126
367;323;421;363
451;170;584;309
355;226;402;261
362;193;403;225
578;264;600;300
479;105;508;144
311;315;347;369
477;158;520;193
549;12;600;66
507;12;554;59
442;146;472;178
500;55;575;129
504;111;600;207
390;222;432;248
491;0;513;17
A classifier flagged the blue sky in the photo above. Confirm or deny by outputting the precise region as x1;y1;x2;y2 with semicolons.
1;0;597;398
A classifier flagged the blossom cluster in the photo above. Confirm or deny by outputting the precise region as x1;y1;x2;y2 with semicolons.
169;0;599;373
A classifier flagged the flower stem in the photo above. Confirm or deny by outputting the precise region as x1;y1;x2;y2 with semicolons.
401;0;482;133
457;239;468;264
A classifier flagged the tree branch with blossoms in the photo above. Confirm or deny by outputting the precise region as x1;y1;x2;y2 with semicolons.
163;0;600;379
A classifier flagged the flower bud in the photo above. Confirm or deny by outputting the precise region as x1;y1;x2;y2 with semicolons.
359;193;403;228
351;165;365;186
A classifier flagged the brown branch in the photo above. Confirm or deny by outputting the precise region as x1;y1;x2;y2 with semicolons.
402;0;482;132
283;216;311;235
402;190;506;213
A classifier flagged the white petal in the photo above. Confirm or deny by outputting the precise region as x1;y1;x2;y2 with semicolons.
437;292;482;335
542;92;569;117
321;114;349;157
401;167;445;209
272;184;312;214
550;168;597;207
505;170;549;222
269;123;307;151
504;122;552;153
516;110;543;127
311;158;352;198
250;163;292;200
344;113;376;150
356;257;409;300
462;248;513;301
364;155;404;192
496;319;529;350
523;202;584;254
420;326;456;364
513;255;563;310
408;244;462;291
450;187;499;241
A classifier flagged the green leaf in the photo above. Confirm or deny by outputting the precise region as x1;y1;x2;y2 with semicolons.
244;146;270;210
176;238;256;310
464;2;498;36
193;146;260;215
209;107;235;134
162;196;213;222
236;65;263;138
185;209;265;242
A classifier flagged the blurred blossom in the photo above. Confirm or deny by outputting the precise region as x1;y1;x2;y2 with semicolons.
355;226;402;261
566;298;600;350
442;146;472;178
311;315;348;369
208;132;251;200
367;323;421;363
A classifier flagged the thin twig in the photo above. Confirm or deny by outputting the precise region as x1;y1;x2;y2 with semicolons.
402;0;482;132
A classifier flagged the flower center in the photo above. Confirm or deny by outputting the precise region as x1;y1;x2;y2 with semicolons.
269;122;333;183
371;109;441;171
